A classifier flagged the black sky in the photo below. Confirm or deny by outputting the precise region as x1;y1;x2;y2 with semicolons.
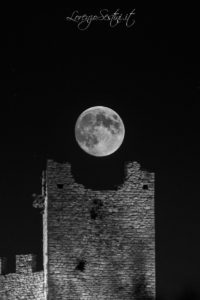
0;6;200;299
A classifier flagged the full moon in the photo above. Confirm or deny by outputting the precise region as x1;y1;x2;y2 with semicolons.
75;106;125;157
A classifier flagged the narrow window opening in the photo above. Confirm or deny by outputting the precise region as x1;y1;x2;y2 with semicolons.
89;199;103;220
75;259;86;272
57;184;64;189
143;184;148;190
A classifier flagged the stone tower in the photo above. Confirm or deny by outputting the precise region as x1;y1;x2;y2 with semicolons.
43;160;155;299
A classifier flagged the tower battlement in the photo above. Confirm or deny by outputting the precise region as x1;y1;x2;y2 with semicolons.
0;254;37;275
0;159;156;299
16;254;37;274
0;255;44;299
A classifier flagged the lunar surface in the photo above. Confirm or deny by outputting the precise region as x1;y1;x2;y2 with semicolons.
75;106;125;157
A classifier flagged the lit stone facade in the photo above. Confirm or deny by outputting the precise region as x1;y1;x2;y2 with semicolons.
45;160;155;299
0;159;155;299
0;255;45;300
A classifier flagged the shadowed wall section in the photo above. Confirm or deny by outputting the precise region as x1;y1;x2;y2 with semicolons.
45;160;155;299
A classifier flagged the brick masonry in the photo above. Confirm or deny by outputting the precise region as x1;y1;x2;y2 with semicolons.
0;159;155;299
0;255;45;299
45;160;155;299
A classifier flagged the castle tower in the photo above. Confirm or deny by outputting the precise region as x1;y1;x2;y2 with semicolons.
43;160;155;299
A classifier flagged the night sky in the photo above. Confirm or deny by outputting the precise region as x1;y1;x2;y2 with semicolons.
1;6;200;300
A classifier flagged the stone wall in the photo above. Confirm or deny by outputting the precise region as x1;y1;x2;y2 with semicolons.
0;159;155;299
0;254;45;300
45;160;155;299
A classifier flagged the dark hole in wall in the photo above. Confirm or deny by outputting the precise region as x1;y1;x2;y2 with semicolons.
143;184;148;190
57;183;64;189
90;207;98;220
89;199;104;221
75;259;86;272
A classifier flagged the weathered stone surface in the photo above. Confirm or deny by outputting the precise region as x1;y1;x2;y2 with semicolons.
0;255;45;299
0;159;155;299
45;160;155;299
